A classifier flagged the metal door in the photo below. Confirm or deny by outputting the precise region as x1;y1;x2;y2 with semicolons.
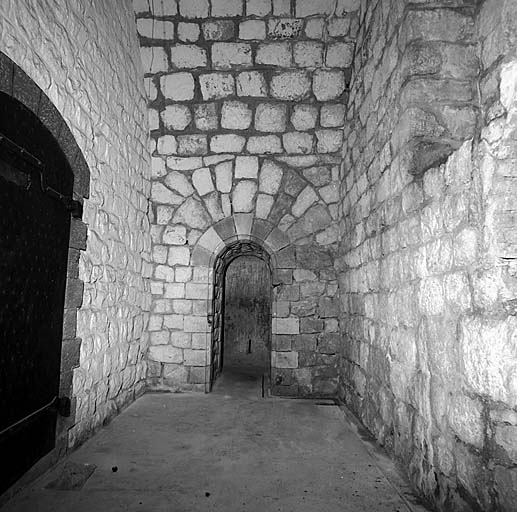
0;102;72;494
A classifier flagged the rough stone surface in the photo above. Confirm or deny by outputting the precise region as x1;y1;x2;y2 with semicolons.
1;0;152;450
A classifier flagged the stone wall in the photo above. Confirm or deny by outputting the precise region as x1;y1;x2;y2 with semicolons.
0;0;152;448
337;0;517;510
137;0;357;395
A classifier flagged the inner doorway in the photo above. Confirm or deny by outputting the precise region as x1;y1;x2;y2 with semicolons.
209;241;272;395
224;255;271;373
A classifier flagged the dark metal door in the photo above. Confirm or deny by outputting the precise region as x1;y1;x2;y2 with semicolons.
0;140;71;493
209;258;225;390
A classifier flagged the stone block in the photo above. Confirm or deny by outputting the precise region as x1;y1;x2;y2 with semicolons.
255;103;287;132
149;109;159;130
221;101;253;129
167;156;203;170
259;160;283;194
273;318;300;335
184;349;207;366
215;161;233;192
292;185;318;217
296;0;334;16
273;0;290;15
194;103;219;131
320;104;345;128
144;77;158;101
293;41;323;67
271;71;311;100
137;19;174;39
161;105;192;131
212;43;252;69
449;394;484;448
173;197;212;229
336;0;359;14
300;318;324;334
316;129;343;153
256;194;274;219
164;283;185;299
268;18;303;39
212;0;243;16
157;135;177;155
291;300;316;317
151;182;183;205
192;167;215;196
140;47;168;74
325;42;354;68
272;351;299;368
177;134;208;156
204;192;225;222
163;314;184;330
246;0;271;15
234;213;254;237
186;283;209;300
199;73;235;100
313;70;345;101
148;345;183;363
454;227;478;266
197;226;224;253
305;18;324;39
291;104;318;131
184;316;209;333
210;134;246;153
460;316;517;404
232;180;257;212
283;132;314;154
240;20;266;40
247;135;283;154
300;281;326;296
256;42;291;66
170;44;207;68
178;22;200;42
419;277;445;315
168;246;190;266
328;17;351;37
178;0;209;18
303;166;331;186
236;71;268;97
235;156;259;178
175;266;193;282
165;172;194;197
405;9;475;44
202;20;235;41
162;225;188;245
160;73;195;101
319;183;339;203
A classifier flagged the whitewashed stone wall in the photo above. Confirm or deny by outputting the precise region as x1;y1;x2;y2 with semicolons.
0;0;152;447
338;0;517;510
135;0;358;394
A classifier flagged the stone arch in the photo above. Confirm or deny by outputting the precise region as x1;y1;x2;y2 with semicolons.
190;215;296;392
0;51;90;483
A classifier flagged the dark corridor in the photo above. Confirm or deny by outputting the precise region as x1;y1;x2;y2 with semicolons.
223;255;271;375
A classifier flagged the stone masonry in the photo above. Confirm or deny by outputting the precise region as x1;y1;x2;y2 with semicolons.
337;1;517;511
0;0;152;449
136;0;356;395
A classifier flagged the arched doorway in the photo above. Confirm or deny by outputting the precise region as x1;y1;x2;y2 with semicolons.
209;241;272;393
0;52;89;496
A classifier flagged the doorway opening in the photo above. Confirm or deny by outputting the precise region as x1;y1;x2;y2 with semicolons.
209;241;272;395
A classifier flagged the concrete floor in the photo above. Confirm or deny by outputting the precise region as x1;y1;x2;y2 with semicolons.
2;369;430;512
